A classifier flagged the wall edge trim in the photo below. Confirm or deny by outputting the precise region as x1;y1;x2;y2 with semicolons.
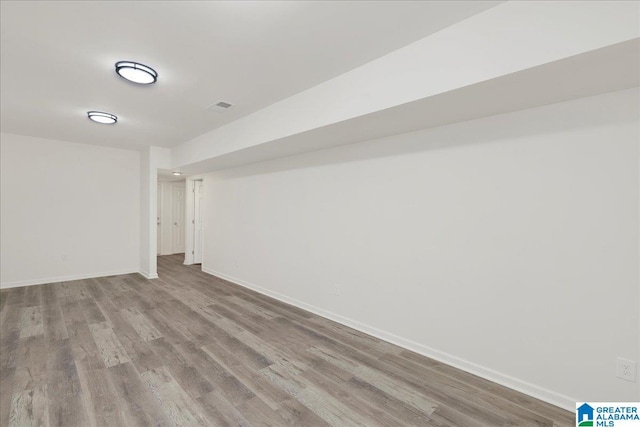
1;268;140;289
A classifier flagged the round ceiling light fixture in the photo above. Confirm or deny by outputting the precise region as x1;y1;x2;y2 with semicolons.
172;171;182;176
87;111;117;124
115;61;158;84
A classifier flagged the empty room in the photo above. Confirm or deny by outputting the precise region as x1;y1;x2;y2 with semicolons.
1;1;638;426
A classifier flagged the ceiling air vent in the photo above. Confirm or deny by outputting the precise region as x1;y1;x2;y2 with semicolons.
208;101;233;113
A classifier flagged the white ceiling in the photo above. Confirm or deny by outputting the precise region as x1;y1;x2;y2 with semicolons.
0;1;500;150
178;38;640;174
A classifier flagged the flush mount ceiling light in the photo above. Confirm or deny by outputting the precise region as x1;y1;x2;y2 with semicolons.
87;111;117;124
115;61;158;84
172;171;182;176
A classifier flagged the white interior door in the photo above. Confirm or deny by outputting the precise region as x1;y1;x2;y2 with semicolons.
193;180;203;264
160;183;174;256
171;183;185;254
157;183;162;255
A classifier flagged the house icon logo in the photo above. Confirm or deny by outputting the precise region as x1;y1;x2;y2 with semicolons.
577;403;594;426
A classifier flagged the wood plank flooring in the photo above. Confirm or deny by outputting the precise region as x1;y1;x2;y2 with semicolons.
0;255;574;426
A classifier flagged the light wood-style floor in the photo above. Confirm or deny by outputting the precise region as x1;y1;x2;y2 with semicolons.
0;255;574;426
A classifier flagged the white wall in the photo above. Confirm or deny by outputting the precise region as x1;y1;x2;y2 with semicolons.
202;88;640;409
1;133;141;287
139;146;171;279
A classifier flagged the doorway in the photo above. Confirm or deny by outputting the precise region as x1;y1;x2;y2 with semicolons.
157;181;186;255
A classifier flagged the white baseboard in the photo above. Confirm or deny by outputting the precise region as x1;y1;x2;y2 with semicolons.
1;268;140;289
139;270;159;280
202;267;575;412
